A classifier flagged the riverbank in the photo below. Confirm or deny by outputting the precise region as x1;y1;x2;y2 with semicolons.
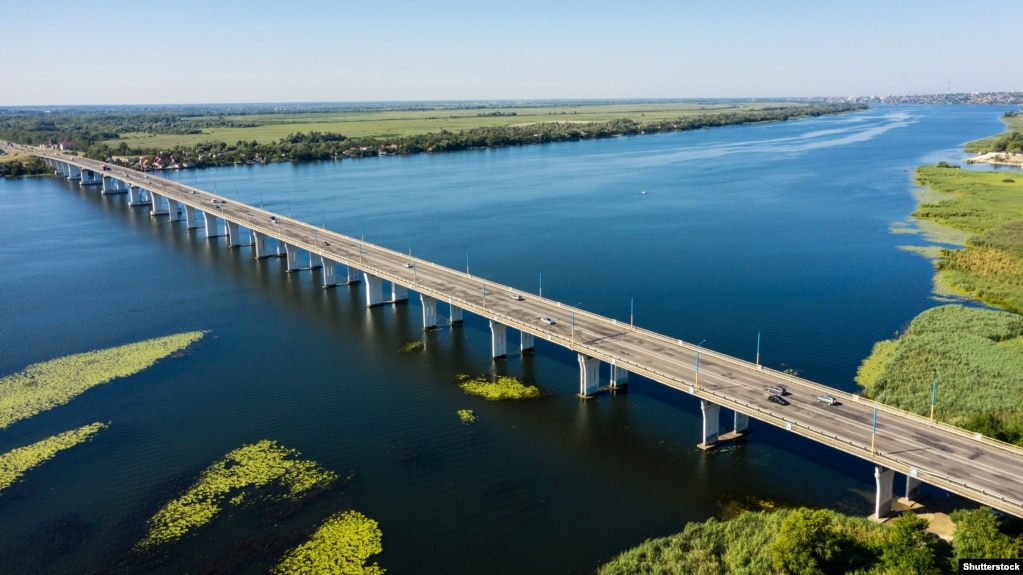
965;151;1023;167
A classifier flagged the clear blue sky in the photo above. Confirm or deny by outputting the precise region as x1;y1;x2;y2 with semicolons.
4;0;1020;106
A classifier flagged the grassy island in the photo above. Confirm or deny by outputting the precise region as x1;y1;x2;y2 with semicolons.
272;510;385;575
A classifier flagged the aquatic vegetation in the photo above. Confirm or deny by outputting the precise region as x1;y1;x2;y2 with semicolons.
0;422;107;492
398;341;424;352
457;374;543;400
138;440;338;548
0;331;206;429
457;409;477;424
272;510;385;575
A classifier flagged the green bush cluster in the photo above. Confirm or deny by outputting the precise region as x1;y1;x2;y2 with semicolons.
272;510;385;575
457;409;477;424
600;507;1020;574
0;331;206;429
138;440;338;548
456;374;543;400
0;422;107;492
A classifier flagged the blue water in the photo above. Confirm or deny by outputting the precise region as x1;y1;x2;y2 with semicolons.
0;105;1015;574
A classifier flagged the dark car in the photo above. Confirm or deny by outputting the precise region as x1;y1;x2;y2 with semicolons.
768;394;789;406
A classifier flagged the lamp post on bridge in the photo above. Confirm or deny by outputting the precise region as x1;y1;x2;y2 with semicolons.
571;301;583;344
756;329;761;369
930;374;938;422
695;339;707;389
538;271;542;299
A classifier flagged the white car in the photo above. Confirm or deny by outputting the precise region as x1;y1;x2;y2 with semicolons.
511;294;524;301
541;316;555;325
403;262;414;268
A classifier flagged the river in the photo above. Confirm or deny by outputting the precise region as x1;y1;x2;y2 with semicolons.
0;104;1014;574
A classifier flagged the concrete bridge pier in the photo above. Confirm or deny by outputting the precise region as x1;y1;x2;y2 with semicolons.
166;198;182;222
872;465;895;520
578;353;600;397
345;265;361;284
149;192;169;216
490;320;507;358
53;161;66;177
184;205;202;229
101;175;126;195
80;169;100;185
698;400;721;449
449;302;463;325
520;332;534;354
320;257;337;287
734;411;750;434
421;295;437;330
363;272;384;306
252;231;271;258
610;362;629;388
904;474;922;504
203;213;221;237
226;221;244;248
282;242;299;269
67;164;81;181
391;283;408;303
128;185;151;207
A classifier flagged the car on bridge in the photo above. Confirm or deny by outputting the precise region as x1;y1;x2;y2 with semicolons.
541;316;555;325
767;385;787;395
817;395;839;406
768;394;789;406
403;262;414;268
511;294;524;300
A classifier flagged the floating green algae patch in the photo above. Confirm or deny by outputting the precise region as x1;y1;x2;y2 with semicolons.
272;510;385;575
138;440;339;549
0;422;107;492
398;341;424;352
0;331;206;429
457;409;477;424
457;374;543;400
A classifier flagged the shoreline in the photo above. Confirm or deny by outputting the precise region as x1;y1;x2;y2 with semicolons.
965;151;1023;168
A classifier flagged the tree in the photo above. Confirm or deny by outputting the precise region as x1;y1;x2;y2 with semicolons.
951;508;1022;564
771;508;840;575
881;513;941;574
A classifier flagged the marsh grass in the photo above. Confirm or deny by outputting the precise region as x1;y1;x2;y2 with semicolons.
0;422;107;492
456;374;543;400
398;341;424;352
138;440;339;548
457;409;477;424
856;305;1023;437
0;331;207;429
272;510;385;575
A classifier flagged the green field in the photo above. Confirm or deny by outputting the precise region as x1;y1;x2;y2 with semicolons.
964;112;1023;154
103;101;795;148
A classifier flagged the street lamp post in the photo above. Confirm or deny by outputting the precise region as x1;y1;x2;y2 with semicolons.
871;406;878;455
466;251;470;276
630;296;634;327
571;301;583;344
538;271;542;298
930;374;938;422
756;330;761;368
695;339;707;389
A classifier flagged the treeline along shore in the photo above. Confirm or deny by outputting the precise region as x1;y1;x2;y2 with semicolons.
0;102;865;176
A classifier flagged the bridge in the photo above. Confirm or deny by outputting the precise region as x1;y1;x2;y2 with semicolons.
8;143;1023;520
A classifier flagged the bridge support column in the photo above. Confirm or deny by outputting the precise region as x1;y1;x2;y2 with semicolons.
203;212;221;237
67;165;81;181
81;169;100;185
54;161;67;177
490;320;507;358
252;231;270;258
226;221;243;247
128;185;151;206
520;332;534;354
321;257;337;287
184;205;202;229
873;465;895;520
391;283;408;303
421;295;437;330
734;411;750;434
449;303;463;325
308;252;323;270
150;192;168;216
283;242;299;269
363;273;384;306
578;354;600;397
167;198;182;222
610;363;629;388
345;265;361;284
102;175;125;195
905;474;922;504
698;400;721;449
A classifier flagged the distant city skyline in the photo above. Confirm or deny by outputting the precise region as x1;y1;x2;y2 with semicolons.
5;0;1021;106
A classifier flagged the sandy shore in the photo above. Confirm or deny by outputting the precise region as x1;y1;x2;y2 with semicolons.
965;151;1023;167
